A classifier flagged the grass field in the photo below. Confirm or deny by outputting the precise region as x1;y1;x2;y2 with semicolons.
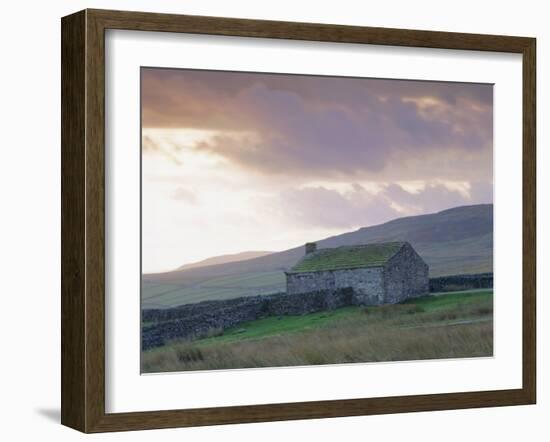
142;271;286;309
142;289;493;373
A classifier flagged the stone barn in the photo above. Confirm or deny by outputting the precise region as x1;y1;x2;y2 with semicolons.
285;241;428;305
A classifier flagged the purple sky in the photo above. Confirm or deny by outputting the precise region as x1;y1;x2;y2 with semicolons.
141;68;493;271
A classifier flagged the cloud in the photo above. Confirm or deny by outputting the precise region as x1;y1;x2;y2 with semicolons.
276;181;492;230
469;181;493;204
142;69;492;182
383;183;468;214
141;69;495;272
277;186;391;229
142;69;492;130
171;187;198;205
142;135;182;165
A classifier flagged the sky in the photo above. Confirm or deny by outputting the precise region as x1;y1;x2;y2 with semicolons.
141;68;493;273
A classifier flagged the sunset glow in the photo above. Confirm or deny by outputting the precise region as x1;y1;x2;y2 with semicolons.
141;69;493;273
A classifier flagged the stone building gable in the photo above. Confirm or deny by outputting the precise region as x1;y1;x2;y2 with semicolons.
383;242;429;303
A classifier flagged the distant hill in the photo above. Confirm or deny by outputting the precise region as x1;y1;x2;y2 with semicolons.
176;251;273;271
143;204;493;309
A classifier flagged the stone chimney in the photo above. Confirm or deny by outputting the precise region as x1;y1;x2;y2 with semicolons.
305;242;317;255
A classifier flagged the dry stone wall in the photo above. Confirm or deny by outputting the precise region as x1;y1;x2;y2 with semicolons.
429;273;493;292
142;288;354;350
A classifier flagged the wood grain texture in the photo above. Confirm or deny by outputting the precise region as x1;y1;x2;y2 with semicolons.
60;8;537;433
89;8;532;52
61;10;86;432
84;9;107;432
522;38;537;404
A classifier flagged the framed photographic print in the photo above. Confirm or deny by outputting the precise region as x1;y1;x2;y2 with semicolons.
61;9;536;433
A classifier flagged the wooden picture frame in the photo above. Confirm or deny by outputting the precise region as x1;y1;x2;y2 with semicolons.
61;8;536;433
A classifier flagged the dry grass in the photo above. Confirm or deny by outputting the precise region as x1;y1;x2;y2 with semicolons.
142;296;493;373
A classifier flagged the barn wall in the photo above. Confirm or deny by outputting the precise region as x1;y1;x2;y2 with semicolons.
383;243;429;303
286;270;335;294
287;267;384;305
334;267;384;305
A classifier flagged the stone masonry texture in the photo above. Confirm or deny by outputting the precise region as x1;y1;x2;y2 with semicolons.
142;288;354;350
286;242;429;305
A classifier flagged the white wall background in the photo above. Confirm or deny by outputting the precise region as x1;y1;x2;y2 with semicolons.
0;0;546;440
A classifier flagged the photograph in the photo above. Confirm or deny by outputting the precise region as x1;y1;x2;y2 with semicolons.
0;0;542;437
140;68;494;373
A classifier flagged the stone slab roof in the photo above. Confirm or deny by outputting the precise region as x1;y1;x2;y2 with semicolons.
289;242;406;273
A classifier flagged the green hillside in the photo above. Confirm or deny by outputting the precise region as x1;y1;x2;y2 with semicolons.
176;250;273;271
143;204;493;309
